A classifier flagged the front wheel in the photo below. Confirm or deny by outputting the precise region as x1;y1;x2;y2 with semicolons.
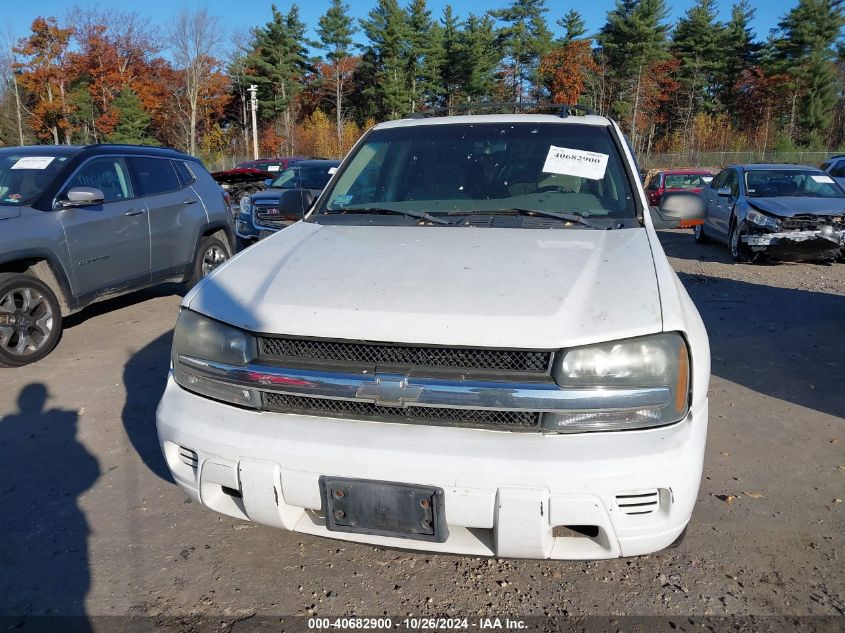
729;220;753;262
0;273;63;367
188;235;231;289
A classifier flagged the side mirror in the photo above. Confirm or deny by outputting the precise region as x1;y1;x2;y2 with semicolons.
658;191;706;226
717;187;732;197
278;188;317;217
263;179;275;187
59;187;105;208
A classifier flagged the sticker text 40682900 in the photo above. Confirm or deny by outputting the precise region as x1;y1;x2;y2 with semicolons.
541;146;608;181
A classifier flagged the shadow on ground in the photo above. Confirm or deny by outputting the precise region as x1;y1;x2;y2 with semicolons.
122;331;174;482
64;283;185;330
0;384;97;629
678;271;845;419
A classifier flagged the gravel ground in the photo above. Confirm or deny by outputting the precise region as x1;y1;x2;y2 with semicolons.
0;229;842;632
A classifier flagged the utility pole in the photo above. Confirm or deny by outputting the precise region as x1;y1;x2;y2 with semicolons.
248;84;259;160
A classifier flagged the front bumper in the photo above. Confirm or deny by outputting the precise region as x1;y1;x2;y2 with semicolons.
156;376;707;559
742;229;844;259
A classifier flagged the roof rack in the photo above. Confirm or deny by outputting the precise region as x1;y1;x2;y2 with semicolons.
408;102;596;119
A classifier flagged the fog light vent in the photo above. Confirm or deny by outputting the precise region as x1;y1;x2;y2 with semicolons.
615;489;660;515
178;446;199;470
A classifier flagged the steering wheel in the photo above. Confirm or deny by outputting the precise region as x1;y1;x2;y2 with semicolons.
530;185;576;194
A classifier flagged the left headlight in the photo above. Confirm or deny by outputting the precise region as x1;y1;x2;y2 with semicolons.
544;332;690;432
746;208;781;231
171;309;260;408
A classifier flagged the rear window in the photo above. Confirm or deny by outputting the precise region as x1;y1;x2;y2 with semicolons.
173;160;196;187
128;157;182;196
664;174;712;189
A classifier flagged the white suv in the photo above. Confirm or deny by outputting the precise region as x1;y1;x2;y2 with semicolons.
156;111;710;559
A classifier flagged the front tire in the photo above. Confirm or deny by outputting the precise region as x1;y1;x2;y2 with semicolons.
0;273;63;367
188;235;231;289
729;220;752;262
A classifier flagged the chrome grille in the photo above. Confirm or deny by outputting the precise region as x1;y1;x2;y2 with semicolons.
258;336;552;373
263;392;542;430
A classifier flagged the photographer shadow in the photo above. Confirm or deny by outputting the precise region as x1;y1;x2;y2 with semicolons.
0;384;98;630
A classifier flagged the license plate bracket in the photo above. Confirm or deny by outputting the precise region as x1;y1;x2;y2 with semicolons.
320;476;448;543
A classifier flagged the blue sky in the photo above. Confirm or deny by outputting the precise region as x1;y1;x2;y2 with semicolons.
5;0;797;54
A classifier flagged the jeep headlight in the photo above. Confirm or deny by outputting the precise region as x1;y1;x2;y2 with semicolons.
543;333;690;432
171;309;260;408
746;208;781;231
239;195;252;214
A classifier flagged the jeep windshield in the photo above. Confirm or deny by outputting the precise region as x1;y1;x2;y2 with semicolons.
313;122;637;227
0;150;70;206
745;169;845;198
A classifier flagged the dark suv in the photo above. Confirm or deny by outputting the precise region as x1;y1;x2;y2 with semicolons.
0;144;234;366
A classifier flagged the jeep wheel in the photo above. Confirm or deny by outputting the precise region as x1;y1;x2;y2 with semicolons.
693;223;710;244
188;235;231;289
729;220;752;262
0;273;62;367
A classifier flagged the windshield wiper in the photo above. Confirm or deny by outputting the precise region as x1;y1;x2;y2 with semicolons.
450;208;609;230
331;206;450;225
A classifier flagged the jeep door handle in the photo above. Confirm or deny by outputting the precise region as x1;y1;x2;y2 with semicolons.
124;208;146;216
182;199;198;205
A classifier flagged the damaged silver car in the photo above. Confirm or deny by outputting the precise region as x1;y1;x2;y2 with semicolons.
695;163;845;262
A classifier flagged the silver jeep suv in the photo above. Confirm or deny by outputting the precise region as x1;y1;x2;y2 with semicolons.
0;144;234;366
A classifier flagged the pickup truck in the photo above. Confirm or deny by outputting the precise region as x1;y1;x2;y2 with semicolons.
156;110;711;559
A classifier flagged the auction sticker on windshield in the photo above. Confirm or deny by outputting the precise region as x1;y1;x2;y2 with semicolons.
11;156;55;170
542;146;608;180
811;175;835;184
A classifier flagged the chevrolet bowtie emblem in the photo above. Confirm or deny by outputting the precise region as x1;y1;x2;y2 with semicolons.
355;374;424;407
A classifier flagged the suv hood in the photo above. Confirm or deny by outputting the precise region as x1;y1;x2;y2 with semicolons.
748;197;845;218
0;207;21;221
251;187;319;202
188;223;663;349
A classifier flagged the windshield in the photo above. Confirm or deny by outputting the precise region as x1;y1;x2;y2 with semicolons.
0;153;69;206
745;170;845;198
665;173;712;189
317;122;636;223
271;164;336;190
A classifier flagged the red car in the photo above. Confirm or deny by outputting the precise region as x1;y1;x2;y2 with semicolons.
645;170;713;228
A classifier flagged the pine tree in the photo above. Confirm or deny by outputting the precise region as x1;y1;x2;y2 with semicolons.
491;0;553;102
247;4;312;153
771;0;845;146
106;88;155;145
671;0;725;115
460;13;500;104
556;9;587;45
719;0;759;116
597;0;670;148
419;21;446;108
405;0;434;110
360;0;410;119
318;0;356;151
439;6;464;106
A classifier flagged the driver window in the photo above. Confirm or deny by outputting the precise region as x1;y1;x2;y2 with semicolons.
65;158;132;202
712;170;727;189
647;174;661;190
724;170;739;197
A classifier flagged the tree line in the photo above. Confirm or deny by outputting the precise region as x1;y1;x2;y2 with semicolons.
1;0;843;165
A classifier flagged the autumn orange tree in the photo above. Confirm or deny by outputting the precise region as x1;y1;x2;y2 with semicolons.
13;17;74;143
539;40;596;105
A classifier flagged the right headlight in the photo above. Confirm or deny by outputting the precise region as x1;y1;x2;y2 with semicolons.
543;332;690;433
171;309;260;408
239;195;252;214
746;208;781;231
